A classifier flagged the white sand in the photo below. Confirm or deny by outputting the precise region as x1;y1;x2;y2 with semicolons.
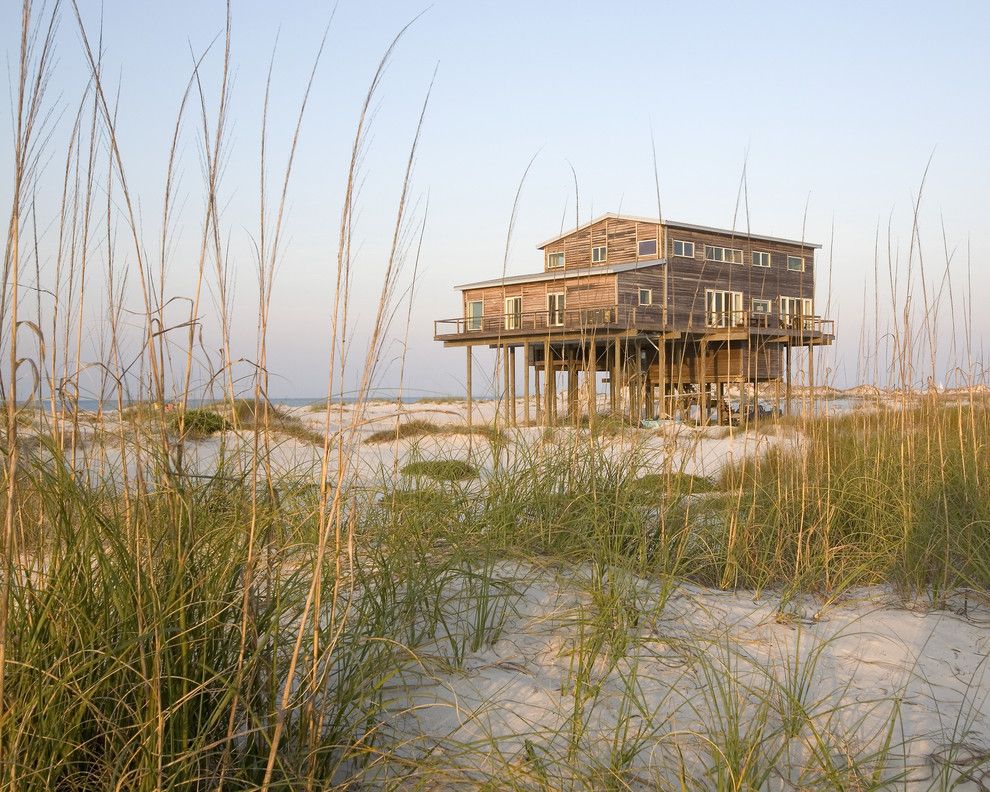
382;564;990;788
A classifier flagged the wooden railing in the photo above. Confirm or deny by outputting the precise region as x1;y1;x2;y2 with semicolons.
703;310;835;336
434;305;835;339
434;304;665;338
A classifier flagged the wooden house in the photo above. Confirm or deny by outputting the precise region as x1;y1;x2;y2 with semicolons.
434;213;833;425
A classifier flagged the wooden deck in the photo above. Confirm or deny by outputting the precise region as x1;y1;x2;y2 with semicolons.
435;305;835;346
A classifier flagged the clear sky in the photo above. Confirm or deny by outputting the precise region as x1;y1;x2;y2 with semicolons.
3;1;988;398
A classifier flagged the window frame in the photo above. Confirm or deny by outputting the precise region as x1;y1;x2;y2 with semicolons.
466;299;484;331
672;239;695;258
546;291;565;327
547;251;565;269
705;289;744;328
752;251;771;268
638;288;653;306
704;245;744;264
591;245;607;263
504;296;523;331
637;238;658;258
786;255;805;272
751;298;772;314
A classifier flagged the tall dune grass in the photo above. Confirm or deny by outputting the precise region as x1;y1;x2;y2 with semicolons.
0;2;987;789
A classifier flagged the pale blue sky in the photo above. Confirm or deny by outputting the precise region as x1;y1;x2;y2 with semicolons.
3;1;988;396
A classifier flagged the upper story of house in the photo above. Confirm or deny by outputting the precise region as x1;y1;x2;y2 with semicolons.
435;213;830;341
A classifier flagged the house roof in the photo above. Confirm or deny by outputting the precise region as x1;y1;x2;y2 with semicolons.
536;212;822;250
455;259;665;291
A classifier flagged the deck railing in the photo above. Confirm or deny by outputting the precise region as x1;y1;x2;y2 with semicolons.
434;304;665;338
703;310;834;337
435;305;834;339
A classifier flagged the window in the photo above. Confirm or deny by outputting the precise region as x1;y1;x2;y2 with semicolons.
547;251;565;269
787;255;805;272
673;240;694;257
592;245;607;263
751;298;771;314
638;288;652;306
780;296;813;329
466;300;483;331
752;251;771;268
504;296;522;330
704;245;744;264
705;289;744;327
637;239;657;257
547;292;565;327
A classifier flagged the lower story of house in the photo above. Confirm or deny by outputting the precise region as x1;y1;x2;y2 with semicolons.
453;329;830;426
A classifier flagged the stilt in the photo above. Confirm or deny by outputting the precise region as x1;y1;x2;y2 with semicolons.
585;343;597;428
785;344;792;417
509;346;517;426
567;350;579;421
807;341;815;417
534;363;542;425
523;342;531;425
611;337;620;414
543;340;553;426
502;345;510;426
466;345;473;431
657;337;667;417
698;338;709;426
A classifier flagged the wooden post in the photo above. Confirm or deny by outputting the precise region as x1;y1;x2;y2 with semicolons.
509;346;517;426
502;345;510;426
543;340;552;426
785;344;792;417
466;345;473;431
807;341;815;417
611;337;620;414
585;343;597;428
657;336;667;418
523;342;531;425
567;350;579;422
698;338;708;426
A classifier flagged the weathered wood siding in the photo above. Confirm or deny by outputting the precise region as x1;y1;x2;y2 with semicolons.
462;272;617;319
653;341;783;383
663;225;815;328
542;217;664;271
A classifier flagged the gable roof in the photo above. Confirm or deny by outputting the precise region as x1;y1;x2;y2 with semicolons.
455;259;665;291
537;212;821;250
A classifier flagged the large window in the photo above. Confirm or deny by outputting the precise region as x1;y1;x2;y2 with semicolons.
547;251;565;269
705;289;744;327
547;292;565;327
780;296;813;328
504;296;522;330
592;245;607;263
466;300;483;331
787;255;805;272
751;298;772;314
673;240;694;257
638;239;657;257
638;288;652;306
752;251;771;268
704;245;744;264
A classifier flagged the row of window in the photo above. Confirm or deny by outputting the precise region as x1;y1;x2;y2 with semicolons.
467;289;813;332
465;289;656;331
548;241;806;271
704;290;813;328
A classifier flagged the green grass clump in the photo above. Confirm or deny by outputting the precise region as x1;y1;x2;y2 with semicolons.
628;471;718;499
401;459;479;481
177;407;229;437
366;419;503;444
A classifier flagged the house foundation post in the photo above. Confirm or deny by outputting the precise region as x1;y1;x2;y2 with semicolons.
523;342;531;425
698;338;709;426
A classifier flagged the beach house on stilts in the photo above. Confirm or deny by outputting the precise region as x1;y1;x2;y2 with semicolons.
434;213;834;426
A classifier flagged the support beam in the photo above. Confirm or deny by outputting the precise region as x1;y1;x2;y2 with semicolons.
807;341;815;417
502;345;510;427
509;346;517;427
785;345;792;417
567;350;579;422
543;340;552;426
534;363;541;425
522;342;531;425
698;339;709;426
466;346;473;431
